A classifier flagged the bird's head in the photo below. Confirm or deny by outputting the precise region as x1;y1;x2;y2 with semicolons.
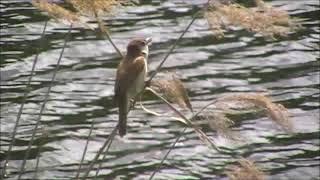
126;37;152;59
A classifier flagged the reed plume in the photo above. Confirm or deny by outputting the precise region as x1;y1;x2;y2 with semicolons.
205;0;300;39
203;111;236;139
32;0;79;24
66;0;129;16
151;74;193;112
192;92;293;140
226;158;266;180
218;93;293;132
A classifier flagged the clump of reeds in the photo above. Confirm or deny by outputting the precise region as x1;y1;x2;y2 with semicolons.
151;74;193;112
217;93;293;132
226;158;266;180
205;0;300;39
32;0;79;24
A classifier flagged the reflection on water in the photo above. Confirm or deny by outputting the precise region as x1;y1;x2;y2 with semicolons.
0;0;319;179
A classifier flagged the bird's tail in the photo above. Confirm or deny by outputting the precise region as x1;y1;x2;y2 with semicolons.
118;94;128;137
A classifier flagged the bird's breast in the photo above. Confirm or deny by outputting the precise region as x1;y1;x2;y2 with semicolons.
127;58;147;100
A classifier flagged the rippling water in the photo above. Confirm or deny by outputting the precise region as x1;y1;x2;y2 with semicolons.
1;0;319;179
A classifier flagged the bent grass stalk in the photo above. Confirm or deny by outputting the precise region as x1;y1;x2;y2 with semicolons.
1;20;48;178
94;10;123;58
146;92;252;179
147;91;293;179
147;88;220;151
17;24;73;180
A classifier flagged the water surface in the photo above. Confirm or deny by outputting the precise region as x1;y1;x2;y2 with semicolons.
0;0;319;179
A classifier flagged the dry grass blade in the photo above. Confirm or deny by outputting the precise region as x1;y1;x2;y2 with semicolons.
226;158;266;180
32;0;79;24
205;0;301;39
219;93;293;132
151;74;193;112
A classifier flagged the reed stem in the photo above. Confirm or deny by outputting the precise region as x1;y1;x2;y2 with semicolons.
93;134;115;179
149;127;187;180
147;11;200;84
1;20;48;179
33;142;42;180
17;23;73;180
80;125;118;179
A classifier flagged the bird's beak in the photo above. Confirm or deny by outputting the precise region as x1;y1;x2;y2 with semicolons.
145;37;152;45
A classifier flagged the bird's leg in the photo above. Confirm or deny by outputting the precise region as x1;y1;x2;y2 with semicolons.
130;99;136;110
145;80;151;88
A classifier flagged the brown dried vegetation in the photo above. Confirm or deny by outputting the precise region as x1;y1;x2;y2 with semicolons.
218;93;293;132
32;0;79;24
205;0;300;39
32;0;128;22
151;74;193;112
66;0;129;16
195;93;293;140
205;111;235;139
226;158;266;180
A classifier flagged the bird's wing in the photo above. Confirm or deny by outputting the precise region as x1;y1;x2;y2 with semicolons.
114;56;146;103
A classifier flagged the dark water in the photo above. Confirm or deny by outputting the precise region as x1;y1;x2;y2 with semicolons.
1;0;319;179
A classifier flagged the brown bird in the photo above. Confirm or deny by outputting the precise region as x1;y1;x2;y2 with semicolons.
114;37;152;137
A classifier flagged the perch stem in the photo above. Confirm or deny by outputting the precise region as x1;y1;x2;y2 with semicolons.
93;135;114;179
81;125;117;179
75;120;95;179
